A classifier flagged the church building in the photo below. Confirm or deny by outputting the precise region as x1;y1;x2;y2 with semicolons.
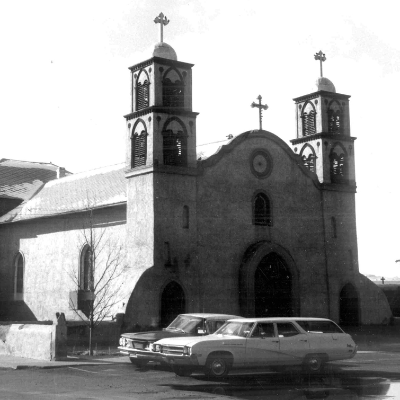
0;15;391;328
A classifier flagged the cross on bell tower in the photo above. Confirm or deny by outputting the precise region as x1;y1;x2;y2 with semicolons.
154;12;169;43
314;50;326;78
251;95;268;130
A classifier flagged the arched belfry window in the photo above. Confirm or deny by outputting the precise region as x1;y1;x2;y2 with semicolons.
80;245;93;291
131;120;147;168
14;252;24;300
330;143;348;183
300;144;316;173
162;118;187;167
328;100;342;134
136;69;150;111
253;192;272;226
301;101;316;136
163;68;184;108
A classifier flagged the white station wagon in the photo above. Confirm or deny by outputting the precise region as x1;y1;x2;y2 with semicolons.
153;317;357;377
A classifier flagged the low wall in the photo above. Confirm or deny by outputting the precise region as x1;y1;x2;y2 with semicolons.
0;313;67;361
67;314;124;349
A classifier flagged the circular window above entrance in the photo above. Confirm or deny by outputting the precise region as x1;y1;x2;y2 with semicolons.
250;150;273;178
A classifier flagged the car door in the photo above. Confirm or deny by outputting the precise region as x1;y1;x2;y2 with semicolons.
276;322;310;366
245;322;280;367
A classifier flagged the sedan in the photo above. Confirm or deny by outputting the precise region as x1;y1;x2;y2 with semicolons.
118;313;241;367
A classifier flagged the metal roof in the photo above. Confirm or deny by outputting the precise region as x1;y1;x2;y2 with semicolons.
0;163;126;224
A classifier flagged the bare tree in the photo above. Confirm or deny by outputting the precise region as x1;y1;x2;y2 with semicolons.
68;204;127;355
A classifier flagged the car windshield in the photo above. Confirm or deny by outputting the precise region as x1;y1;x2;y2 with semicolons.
215;321;254;337
296;320;344;333
166;315;204;334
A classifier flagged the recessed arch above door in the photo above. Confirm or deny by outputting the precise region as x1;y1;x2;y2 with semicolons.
239;241;299;317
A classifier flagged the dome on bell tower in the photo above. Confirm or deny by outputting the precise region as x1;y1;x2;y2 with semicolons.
316;76;336;93
153;42;177;61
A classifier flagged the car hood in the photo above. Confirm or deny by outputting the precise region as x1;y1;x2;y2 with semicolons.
121;330;190;341
155;334;239;346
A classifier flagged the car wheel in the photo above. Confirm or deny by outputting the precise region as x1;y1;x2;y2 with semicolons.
206;356;230;378
172;365;193;377
304;355;324;373
130;358;148;368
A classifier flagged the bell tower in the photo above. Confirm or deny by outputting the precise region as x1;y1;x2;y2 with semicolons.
124;13;198;170
124;14;200;323
290;51;356;187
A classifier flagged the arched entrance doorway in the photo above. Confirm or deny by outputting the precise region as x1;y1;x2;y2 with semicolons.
239;242;298;317
254;252;293;317
160;281;185;328
339;283;359;325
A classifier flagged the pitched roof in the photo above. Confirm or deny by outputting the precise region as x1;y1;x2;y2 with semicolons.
0;163;126;224
0;158;68;201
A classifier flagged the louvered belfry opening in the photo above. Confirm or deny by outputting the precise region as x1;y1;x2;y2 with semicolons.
253;193;272;226
163;130;187;166
136;80;149;110
330;151;347;183
163;78;184;107
302;110;316;136
131;132;147;168
328;109;341;133
302;154;316;172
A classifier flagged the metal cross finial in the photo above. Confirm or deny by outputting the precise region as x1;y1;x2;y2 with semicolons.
251;95;268;130
154;12;169;43
314;50;326;78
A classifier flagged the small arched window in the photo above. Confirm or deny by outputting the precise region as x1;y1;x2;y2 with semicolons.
253;192;272;226
182;206;189;229
80;245;93;291
301;102;317;136
14;252;24;300
136;70;150;111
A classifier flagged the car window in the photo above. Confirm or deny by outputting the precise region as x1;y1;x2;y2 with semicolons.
251;323;275;338
216;321;254;337
206;320;226;334
276;322;300;337
166;315;203;333
295;320;344;334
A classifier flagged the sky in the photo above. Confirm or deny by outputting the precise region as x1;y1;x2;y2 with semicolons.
1;0;399;278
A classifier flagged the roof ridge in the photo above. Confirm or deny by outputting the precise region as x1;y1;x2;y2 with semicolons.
45;162;125;187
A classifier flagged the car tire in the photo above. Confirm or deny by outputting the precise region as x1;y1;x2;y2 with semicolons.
172;365;193;377
304;354;324;373
205;356;230;378
130;358;148;368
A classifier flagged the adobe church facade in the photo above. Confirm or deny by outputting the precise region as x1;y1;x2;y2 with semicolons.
0;20;391;327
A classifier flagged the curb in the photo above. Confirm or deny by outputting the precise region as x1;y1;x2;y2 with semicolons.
13;361;117;370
